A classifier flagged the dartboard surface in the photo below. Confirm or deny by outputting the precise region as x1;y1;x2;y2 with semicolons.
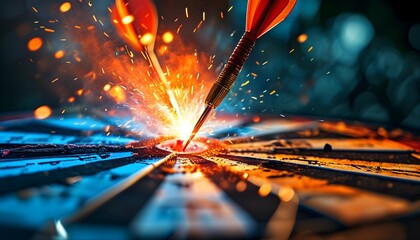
0;112;419;239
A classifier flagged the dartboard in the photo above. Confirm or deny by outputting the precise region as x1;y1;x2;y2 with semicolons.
0;111;419;239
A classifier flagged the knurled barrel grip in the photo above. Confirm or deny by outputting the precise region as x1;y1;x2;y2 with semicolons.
205;33;255;108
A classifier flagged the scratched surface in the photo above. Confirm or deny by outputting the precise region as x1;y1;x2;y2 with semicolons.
0;114;419;239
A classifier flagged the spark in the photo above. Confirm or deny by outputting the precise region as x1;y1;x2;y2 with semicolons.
51;77;59;83
73;52;81;62
176;24;183;33
308;46;313;52
54;50;64;59
196;20;203;29
165;66;171;76
228;6;233;12
185;7;189;18
270;90;276;95
60;2;72;13
289;48;295;53
202;12;206;21
241;80;250;87
44;28;55;33
27;37;43;51
124;45;134;57
297;33;308;43
32;6;38;13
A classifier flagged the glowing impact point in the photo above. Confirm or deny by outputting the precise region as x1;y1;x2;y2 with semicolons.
156;139;208;154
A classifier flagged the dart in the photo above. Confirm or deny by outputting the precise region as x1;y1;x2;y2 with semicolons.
112;0;182;121
183;0;297;150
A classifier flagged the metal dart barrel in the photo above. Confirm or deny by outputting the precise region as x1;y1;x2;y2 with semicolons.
183;33;255;151
205;32;255;109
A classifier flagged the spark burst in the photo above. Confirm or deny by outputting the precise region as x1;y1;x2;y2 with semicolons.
30;0;224;141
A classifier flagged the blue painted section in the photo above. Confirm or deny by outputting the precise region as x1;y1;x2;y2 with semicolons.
0;158;159;229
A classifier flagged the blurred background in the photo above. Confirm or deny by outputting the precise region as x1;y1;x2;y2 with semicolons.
0;0;419;131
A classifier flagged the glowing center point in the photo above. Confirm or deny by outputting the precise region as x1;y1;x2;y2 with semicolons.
156;139;208;154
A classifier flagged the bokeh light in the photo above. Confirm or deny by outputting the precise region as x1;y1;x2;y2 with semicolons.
59;2;72;13
34;105;52;119
162;31;174;43
27;37;42;51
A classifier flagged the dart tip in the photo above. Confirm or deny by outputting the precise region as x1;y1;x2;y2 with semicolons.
182;137;193;151
182;106;213;151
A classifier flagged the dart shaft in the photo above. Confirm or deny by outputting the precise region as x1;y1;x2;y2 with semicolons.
205;32;255;108
183;32;255;150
